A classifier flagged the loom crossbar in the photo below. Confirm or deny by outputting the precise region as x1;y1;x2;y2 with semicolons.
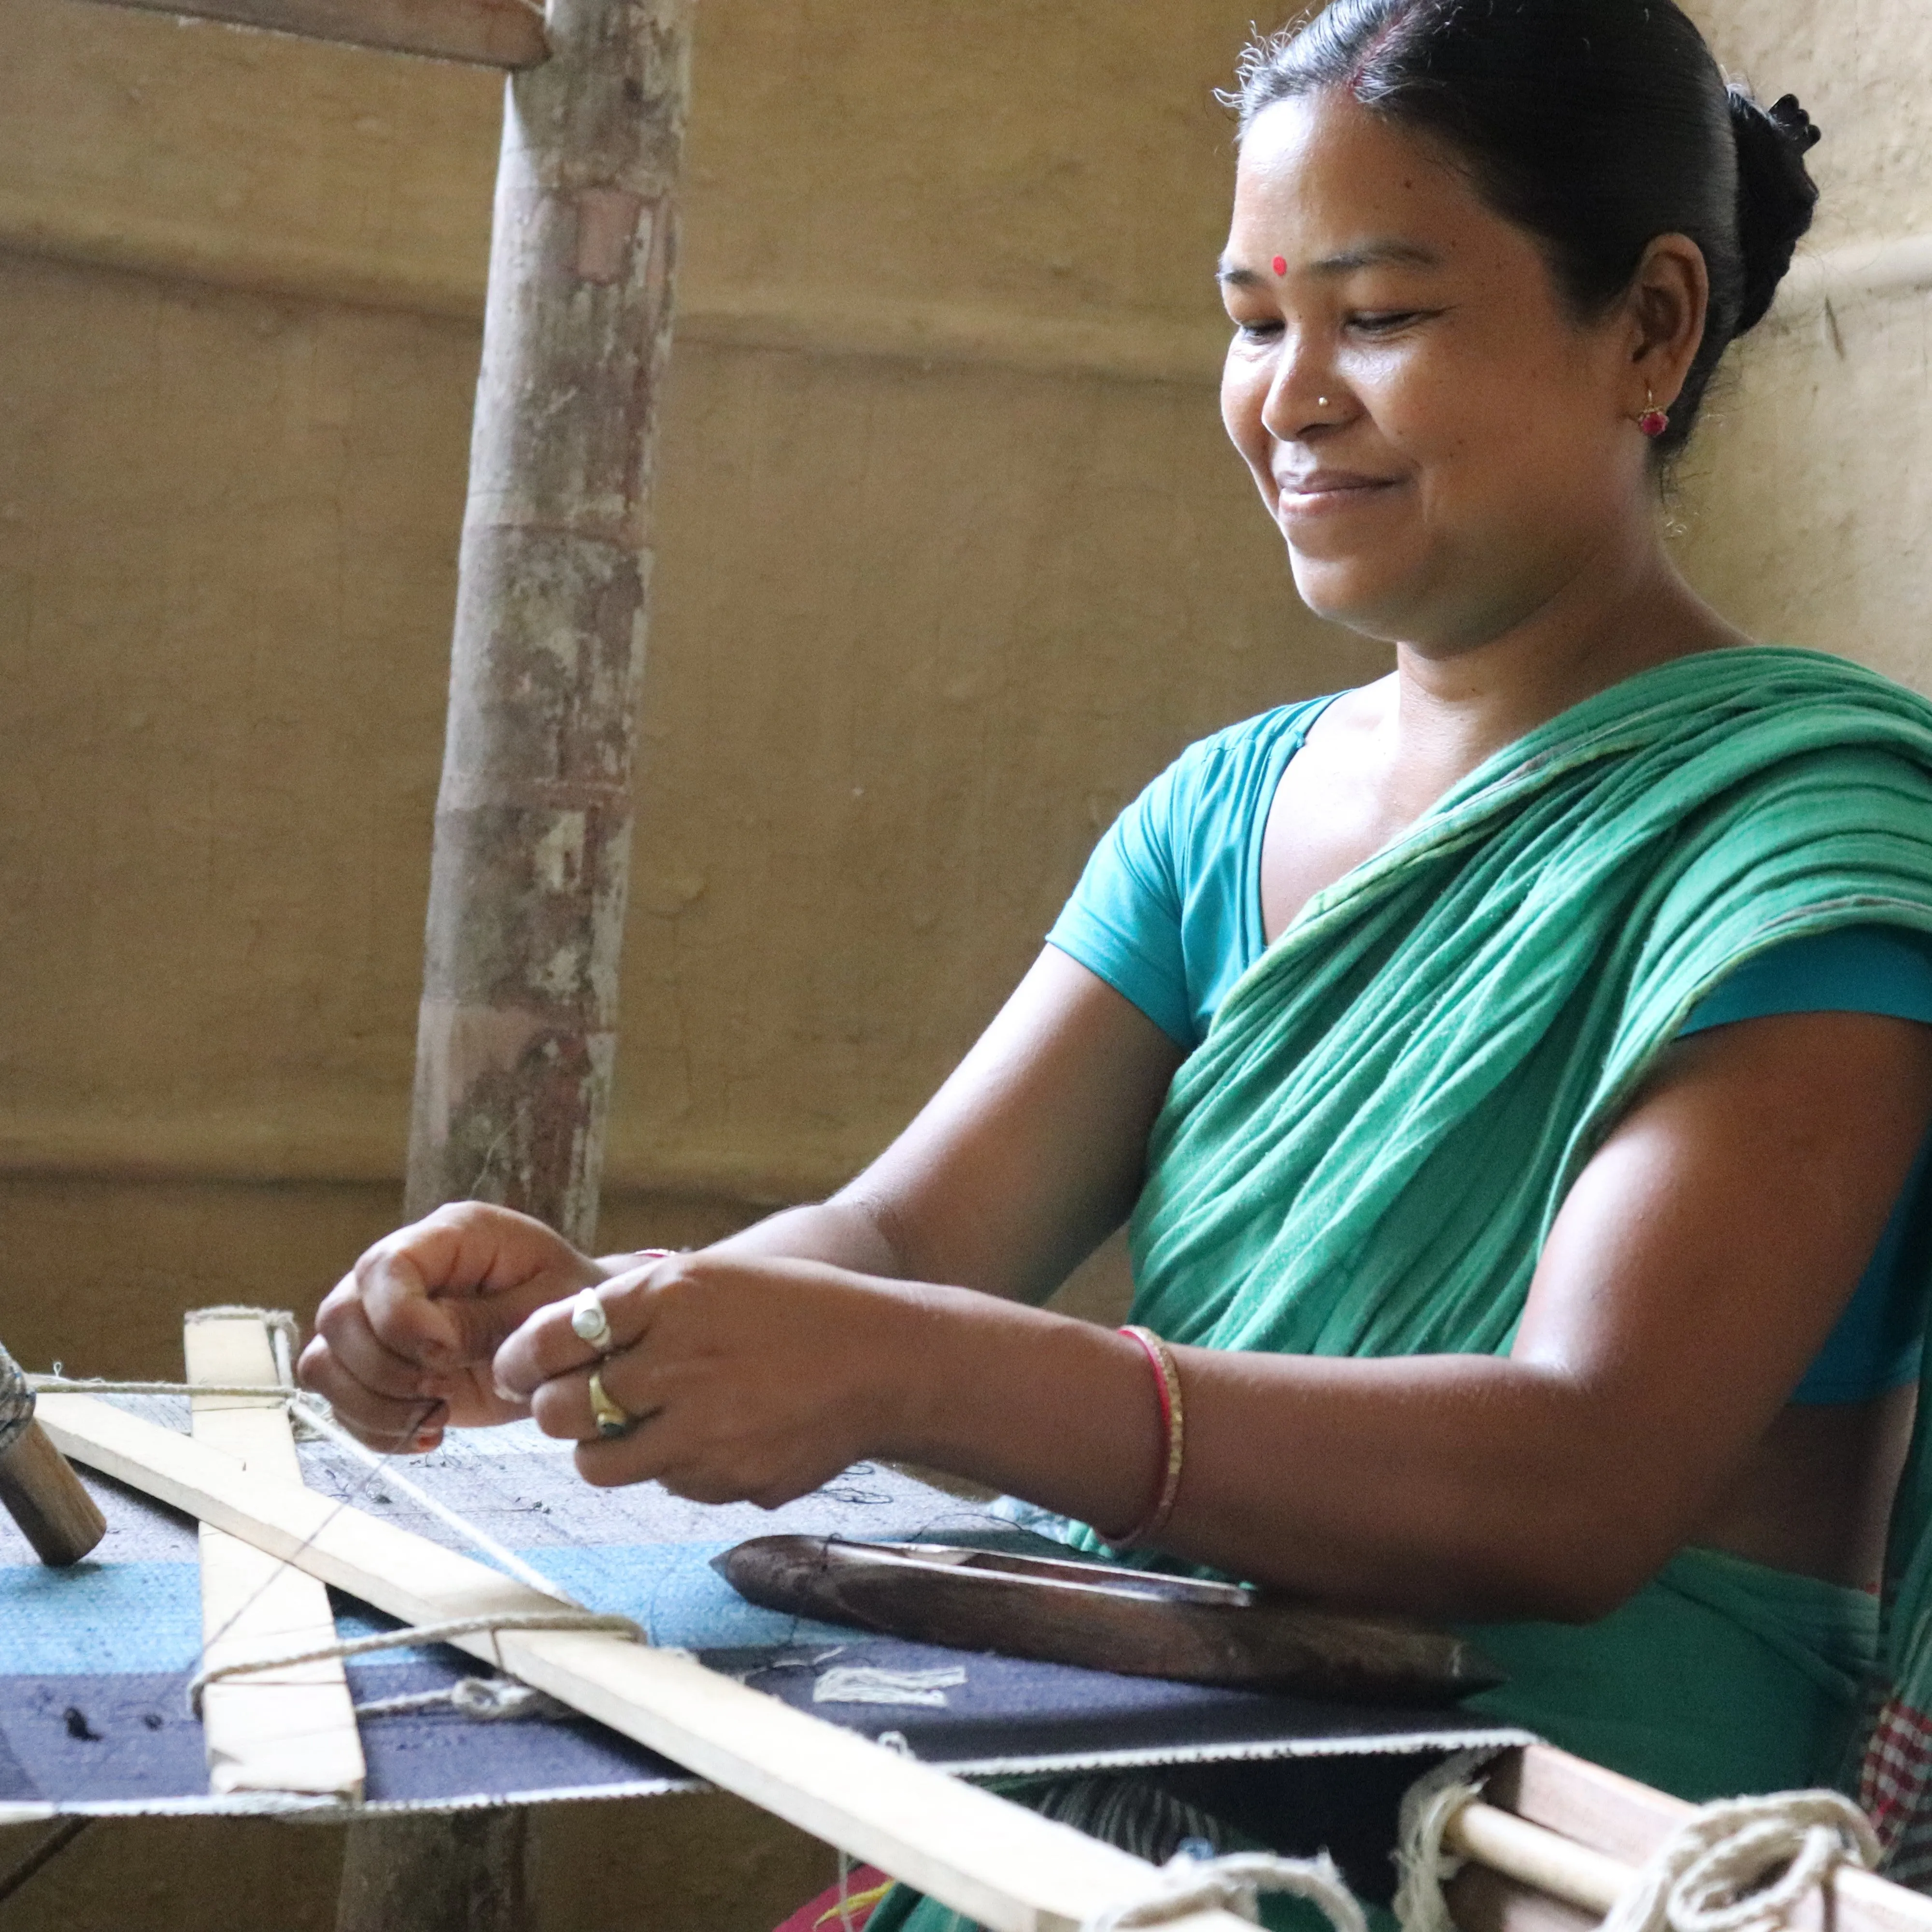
66;0;547;69
185;1315;365;1800
1447;1746;1932;1932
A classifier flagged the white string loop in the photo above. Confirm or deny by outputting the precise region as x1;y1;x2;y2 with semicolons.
1082;1849;1369;1932
352;1675;568;1722
1393;1747;1879;1932
186;1610;645;1715
1392;1747;1509;1932
1600;1790;1879;1932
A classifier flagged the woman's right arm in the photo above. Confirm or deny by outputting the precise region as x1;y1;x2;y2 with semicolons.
302;946;1184;1444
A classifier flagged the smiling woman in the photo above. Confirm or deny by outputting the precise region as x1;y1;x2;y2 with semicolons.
301;1;1932;1925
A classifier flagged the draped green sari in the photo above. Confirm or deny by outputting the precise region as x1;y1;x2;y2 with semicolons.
873;648;1932;1929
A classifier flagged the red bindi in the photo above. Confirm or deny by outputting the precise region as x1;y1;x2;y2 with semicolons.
1271;255;1288;276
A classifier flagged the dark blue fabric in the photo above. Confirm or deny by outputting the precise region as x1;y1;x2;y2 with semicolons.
0;1426;1516;1810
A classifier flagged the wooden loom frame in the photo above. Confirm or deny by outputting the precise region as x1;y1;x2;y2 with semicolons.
41;1392;1254;1932
42;1389;1932;1932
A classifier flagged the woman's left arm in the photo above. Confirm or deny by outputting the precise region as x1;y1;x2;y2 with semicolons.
494;1009;1932;1623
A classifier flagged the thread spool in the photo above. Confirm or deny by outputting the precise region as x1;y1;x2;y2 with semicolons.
0;1343;107;1566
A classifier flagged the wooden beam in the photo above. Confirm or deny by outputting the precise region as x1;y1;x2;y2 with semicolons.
404;0;689;1243
1446;1747;1932;1932
64;0;546;70
39;1394;1251;1932
186;1314;365;1800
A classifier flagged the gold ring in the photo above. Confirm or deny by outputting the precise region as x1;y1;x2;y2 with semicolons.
587;1367;633;1440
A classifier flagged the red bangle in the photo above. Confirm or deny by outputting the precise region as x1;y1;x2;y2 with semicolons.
1107;1324;1185;1551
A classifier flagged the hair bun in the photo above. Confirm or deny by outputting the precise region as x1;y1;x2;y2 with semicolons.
1763;92;1822;154
1727;85;1822;335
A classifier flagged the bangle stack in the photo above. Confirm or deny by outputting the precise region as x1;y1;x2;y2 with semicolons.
1108;1324;1186;1552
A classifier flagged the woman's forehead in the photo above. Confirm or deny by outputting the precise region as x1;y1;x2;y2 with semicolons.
1228;92;1488;267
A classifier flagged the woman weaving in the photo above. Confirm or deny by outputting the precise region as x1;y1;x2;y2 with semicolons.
304;0;1932;1854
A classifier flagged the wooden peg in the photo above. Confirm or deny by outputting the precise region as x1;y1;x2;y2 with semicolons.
0;1417;108;1567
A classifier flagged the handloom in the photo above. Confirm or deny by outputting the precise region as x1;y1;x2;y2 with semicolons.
21;1387;1513;1932
5;1392;1521;1813
9;1346;1932;1932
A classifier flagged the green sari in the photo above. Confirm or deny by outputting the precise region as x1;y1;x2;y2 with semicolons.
876;649;1932;1929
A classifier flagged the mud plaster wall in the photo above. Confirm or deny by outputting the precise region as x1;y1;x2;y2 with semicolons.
0;0;1922;1927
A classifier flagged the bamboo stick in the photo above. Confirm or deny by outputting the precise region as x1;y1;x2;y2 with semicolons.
186;1315;364;1800
38;1393;1250;1932
1445;1804;1628;1917
64;0;546;69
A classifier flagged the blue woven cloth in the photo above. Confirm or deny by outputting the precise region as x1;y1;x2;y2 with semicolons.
0;1400;1520;1814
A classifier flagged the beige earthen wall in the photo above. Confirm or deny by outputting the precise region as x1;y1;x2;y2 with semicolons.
0;1;1922;1923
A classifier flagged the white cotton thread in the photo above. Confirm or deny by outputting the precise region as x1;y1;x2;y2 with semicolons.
813;1665;966;1708
187;1611;645;1716
1392;1747;1510;1932
1600;1790;1879;1932
352;1676;569;1723
1082;1849;1369;1932
288;1396;575;1603
29;1370;574;1603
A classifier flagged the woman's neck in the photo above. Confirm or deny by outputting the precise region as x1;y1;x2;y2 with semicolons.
1368;540;1747;815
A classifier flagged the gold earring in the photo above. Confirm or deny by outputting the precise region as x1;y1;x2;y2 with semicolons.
1637;387;1669;438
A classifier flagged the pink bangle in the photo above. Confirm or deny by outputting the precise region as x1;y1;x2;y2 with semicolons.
1107;1325;1185;1551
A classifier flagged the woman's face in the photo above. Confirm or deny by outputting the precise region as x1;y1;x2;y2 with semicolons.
1221;91;1654;653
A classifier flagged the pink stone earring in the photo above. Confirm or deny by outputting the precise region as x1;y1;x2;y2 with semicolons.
1637;387;1670;438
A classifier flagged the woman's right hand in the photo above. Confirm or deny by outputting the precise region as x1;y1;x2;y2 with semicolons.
298;1202;607;1451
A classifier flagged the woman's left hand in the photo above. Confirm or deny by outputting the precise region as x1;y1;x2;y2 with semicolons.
490;1251;927;1506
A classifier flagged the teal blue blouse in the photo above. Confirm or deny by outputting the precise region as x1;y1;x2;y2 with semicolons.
1047;697;1932;1405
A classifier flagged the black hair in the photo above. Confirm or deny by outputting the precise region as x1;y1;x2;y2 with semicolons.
1232;0;1822;458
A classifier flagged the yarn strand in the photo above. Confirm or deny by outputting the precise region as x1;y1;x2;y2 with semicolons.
1601;1790;1878;1932
1082;1849;1369;1932
27;1371;573;1602
186;1611;645;1715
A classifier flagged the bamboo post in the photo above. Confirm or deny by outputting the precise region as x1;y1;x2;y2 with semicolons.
376;2;690;1918
404;0;690;1250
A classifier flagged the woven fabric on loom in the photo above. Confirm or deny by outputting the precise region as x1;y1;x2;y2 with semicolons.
0;1397;1525;1816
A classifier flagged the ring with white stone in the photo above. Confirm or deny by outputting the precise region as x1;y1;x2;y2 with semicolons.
569;1287;614;1354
